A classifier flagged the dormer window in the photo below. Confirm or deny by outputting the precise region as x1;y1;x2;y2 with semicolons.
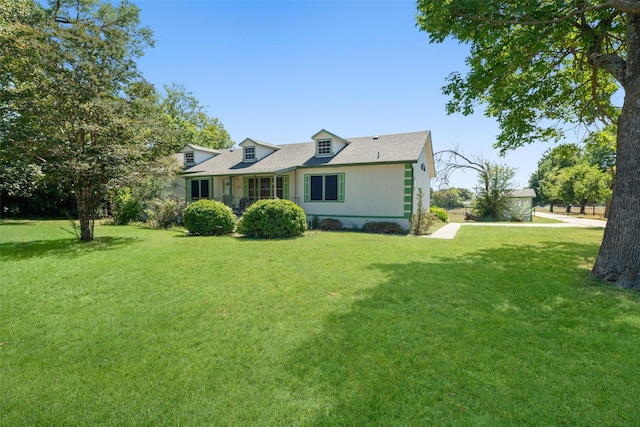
243;146;256;162
184;151;195;165
317;139;332;157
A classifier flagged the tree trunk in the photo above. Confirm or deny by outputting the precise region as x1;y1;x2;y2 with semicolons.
580;200;587;215
74;185;95;241
549;203;554;212
591;13;640;288
604;198;611;219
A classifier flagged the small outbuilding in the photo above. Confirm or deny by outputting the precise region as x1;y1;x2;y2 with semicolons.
507;188;537;221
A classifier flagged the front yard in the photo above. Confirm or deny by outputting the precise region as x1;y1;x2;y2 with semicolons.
1;221;639;425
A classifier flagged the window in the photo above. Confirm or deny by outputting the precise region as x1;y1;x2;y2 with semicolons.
184;151;194;165
275;176;287;199
305;174;345;202
189;179;210;201
244;146;256;162
317;139;332;156
243;176;289;200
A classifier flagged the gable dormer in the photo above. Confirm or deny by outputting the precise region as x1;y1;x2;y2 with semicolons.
239;138;280;163
311;129;350;158
179;144;221;168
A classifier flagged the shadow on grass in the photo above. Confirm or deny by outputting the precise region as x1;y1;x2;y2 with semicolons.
0;236;139;261
0;221;36;226
285;240;638;425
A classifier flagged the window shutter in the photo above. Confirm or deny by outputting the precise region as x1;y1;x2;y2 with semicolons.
304;175;310;202
243;177;248;198
338;173;345;202
283;175;289;200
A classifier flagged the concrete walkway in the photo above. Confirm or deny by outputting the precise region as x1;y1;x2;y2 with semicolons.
427;211;606;240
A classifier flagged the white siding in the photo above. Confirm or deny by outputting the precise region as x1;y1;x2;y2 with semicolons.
312;130;348;156
413;145;432;212
297;164;409;228
255;145;276;161
178;147;217;166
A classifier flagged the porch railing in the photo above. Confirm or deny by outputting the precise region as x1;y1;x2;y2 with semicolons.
187;196;300;213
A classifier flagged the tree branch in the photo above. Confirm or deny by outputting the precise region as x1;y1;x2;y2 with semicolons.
591;53;628;85
451;1;640;27
451;3;611;26
608;0;640;14
434;149;486;188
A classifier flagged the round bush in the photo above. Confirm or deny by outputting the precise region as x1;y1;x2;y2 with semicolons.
362;221;403;234
236;199;307;238
183;199;236;236
319;218;343;231
430;206;449;223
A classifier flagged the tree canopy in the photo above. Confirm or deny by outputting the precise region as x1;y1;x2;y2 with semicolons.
161;83;233;151
529;144;582;208
1;0;165;240
416;0;640;287
529;139;614;212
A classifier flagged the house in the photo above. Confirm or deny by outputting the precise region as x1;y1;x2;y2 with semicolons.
507;188;537;221
172;144;221;199
176;129;435;229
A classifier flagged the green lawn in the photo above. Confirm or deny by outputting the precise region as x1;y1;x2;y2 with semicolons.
2;220;639;426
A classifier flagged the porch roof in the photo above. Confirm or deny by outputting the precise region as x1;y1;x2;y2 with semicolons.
183;130;431;177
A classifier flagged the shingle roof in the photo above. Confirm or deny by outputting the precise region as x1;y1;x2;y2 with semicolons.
181;144;221;154
183;130;431;177
510;188;537;198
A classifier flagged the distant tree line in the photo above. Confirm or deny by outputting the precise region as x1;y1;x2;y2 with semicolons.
430;187;472;210
528;128;615;215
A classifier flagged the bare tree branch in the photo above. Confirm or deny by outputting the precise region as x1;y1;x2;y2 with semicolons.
434;148;486;189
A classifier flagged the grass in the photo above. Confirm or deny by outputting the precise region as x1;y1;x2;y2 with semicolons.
2;220;639;425
443;208;563;224
535;204;607;220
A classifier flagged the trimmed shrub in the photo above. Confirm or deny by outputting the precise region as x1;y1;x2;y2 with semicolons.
430;206;449;223
145;197;186;229
183;199;236;236
310;215;320;230
362;221;403;234
319;218;343;231
236;199;307;238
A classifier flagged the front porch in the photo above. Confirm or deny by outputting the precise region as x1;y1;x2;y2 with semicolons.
188;195;300;214
185;173;297;214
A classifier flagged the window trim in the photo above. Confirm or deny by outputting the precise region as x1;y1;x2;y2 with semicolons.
243;146;256;162
187;178;212;202
304;173;345;202
184;151;195;165
316;139;333;157
243;175;289;200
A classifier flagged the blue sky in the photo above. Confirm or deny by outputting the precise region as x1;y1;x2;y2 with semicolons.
132;0;552;190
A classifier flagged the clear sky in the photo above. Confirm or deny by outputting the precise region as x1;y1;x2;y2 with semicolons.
132;0;554;190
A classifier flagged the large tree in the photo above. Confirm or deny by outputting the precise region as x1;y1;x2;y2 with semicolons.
529;144;582;210
545;161;612;213
161;83;233;151
417;0;640;288
1;0;168;240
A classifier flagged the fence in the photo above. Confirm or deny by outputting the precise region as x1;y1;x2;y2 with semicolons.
543;204;607;217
